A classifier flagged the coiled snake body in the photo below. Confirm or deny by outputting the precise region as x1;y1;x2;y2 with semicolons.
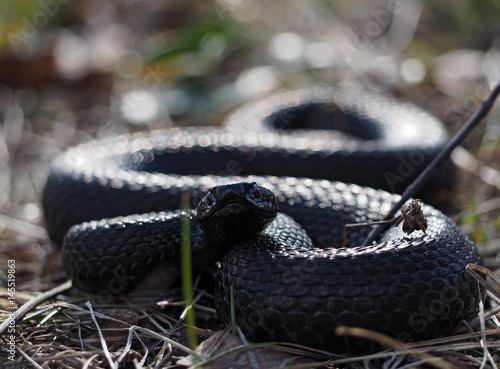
43;86;482;352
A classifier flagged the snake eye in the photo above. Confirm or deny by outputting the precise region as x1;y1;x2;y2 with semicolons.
251;184;261;198
205;192;215;206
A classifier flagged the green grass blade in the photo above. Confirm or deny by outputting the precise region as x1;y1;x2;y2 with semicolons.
181;191;198;356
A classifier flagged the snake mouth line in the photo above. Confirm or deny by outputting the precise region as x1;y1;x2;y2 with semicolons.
213;201;276;217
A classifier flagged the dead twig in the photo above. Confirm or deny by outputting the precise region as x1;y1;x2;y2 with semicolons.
343;199;427;247
342;218;400;247
361;81;500;247
467;264;500;301
335;326;461;369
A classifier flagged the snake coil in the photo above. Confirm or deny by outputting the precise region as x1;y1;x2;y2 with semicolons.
43;86;482;352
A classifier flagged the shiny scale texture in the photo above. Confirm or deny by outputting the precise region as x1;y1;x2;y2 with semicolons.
42;86;482;352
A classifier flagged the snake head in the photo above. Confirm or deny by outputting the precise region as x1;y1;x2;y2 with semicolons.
197;182;278;243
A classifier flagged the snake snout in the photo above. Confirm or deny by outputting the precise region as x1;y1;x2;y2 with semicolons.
197;182;278;243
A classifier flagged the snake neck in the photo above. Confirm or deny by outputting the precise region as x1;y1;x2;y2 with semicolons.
191;210;276;266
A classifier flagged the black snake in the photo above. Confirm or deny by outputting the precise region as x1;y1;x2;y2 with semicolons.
42;86;482;352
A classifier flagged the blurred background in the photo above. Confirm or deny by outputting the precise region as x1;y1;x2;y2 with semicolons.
1;0;500;287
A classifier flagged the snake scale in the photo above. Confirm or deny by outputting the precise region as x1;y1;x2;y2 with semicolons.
42;86;482;352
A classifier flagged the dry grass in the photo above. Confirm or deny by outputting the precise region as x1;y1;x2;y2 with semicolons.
2;275;500;368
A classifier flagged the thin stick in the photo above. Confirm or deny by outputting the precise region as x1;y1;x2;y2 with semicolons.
361;81;500;247
342;217;400;247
